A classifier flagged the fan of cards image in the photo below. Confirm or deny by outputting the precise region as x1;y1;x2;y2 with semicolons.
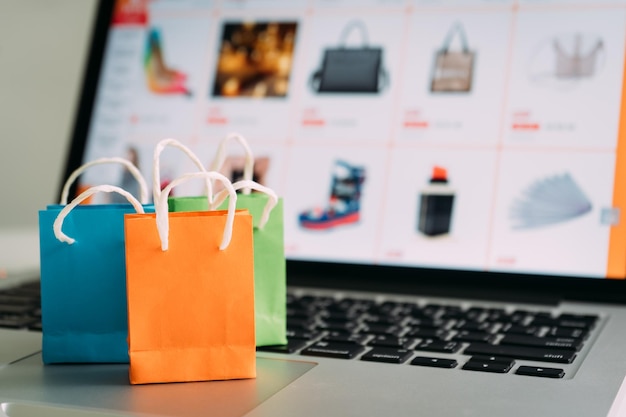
509;173;592;229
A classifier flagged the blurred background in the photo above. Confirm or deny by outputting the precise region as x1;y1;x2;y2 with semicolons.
0;0;97;229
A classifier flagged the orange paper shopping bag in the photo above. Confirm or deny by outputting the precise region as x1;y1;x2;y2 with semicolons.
124;171;256;385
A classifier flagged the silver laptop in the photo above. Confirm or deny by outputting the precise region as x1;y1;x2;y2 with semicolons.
2;0;626;416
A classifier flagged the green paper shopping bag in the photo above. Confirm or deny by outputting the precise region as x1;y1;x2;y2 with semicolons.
211;179;286;347
206;132;286;346
124;171;256;384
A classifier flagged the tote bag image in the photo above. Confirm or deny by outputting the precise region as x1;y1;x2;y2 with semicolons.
211;179;286;347
310;20;389;94
430;22;475;93
39;185;146;364
124;171;256;384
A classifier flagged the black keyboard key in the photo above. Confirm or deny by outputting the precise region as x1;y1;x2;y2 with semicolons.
287;317;315;330
322;332;368;345
300;341;365;359
405;318;445;329
406;327;448;339
484;310;510;323
530;316;594;330
286;307;315;319
453;331;495;343
322;313;359;323
546;327;587;339
462;359;514;374
318;321;359;333
257;339;308;354
558;313;598;324
516;365;565;379
464;343;576;364
500;323;540;336
361;348;412;364
362;315;402;325
415;339;461;354
368;335;413;349
360;323;403;337
286;329;318;340
456;321;493;332
410;356;457;369
468;355;514;364
499;334;583;351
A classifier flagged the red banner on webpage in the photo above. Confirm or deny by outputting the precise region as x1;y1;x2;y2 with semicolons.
112;0;147;26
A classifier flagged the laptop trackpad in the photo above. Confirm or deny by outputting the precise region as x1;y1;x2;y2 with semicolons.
0;354;316;417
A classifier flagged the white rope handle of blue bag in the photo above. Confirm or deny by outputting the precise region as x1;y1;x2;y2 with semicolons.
60;157;149;205
54;185;145;245
209;132;255;195
152;138;212;204
157;171;237;252
210;180;278;231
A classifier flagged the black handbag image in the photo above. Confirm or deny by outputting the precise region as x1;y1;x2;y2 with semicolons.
430;22;475;93
310;21;388;94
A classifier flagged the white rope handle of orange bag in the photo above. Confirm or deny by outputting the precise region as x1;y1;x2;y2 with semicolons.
54;185;145;245
60;157;149;205
157;171;237;252
209;132;254;195
152;138;212;204
209;180;278;230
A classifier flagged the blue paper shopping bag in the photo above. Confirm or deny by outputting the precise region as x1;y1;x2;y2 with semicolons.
39;185;149;364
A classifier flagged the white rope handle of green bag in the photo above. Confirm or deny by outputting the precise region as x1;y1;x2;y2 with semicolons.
209;180;278;230
152;138;213;204
54;185;145;245
157;171;237;252
209;132;254;195
60;157;149;205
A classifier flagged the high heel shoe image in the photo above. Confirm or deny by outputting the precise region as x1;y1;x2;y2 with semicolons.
144;28;192;96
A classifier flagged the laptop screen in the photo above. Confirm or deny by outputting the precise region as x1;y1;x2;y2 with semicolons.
68;0;626;285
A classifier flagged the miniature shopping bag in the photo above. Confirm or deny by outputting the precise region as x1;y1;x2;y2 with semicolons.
209;133;286;346
124;171;256;384
212;179;286;347
39;185;146;364
39;157;150;364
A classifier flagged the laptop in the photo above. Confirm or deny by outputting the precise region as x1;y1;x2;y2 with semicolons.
2;0;626;415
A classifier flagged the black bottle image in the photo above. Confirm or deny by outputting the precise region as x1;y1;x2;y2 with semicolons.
417;166;455;236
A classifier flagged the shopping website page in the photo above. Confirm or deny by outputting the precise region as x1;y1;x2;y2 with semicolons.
81;0;626;279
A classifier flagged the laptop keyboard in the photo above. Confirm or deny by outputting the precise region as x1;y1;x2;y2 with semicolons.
257;291;600;379
0;281;41;331
0;282;600;379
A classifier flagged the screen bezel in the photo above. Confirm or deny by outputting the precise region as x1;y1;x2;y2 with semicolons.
61;0;626;305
